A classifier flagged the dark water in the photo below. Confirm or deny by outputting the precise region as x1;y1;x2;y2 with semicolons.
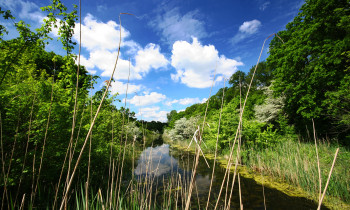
134;144;326;209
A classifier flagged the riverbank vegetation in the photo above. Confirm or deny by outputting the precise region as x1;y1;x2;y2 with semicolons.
0;0;349;209
0;1;166;208
164;0;350;208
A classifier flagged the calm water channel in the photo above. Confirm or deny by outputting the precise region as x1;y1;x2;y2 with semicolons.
134;144;326;209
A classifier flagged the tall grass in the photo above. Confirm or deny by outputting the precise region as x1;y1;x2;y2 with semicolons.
242;138;350;205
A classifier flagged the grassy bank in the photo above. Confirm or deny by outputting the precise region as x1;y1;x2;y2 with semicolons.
165;136;350;210
243;138;350;209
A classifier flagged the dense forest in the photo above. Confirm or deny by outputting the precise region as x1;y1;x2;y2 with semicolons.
0;0;349;209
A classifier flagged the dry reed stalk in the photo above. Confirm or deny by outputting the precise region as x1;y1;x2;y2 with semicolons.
106;109;114;205
214;33;283;210
30;142;37;205
0;111;9;210
54;1;83;206
65;0;83;191
312;119;322;203
185;67;217;210
131;135;136;201
224;161;231;207
86;73;93;210
14;93;36;208
226;151;240;210
116;57;132;206
317;148;339;210
72;104;86;156
109;159;116;209
98;188;106;210
206;79;226;210
258;156;267;210
33;69;55;205
59;13;130;210
3;107;21;209
238;173;243;210
19;193;25;210
140;146;154;210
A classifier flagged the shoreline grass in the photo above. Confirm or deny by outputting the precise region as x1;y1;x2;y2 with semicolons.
166;137;350;210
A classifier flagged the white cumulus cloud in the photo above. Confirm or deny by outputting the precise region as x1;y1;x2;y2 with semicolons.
134;43;169;74
170;37;243;88
109;81;143;96
129;92;167;107
136;107;168;122
232;19;262;44
75;14;168;81
73;13;131;51
239;19;262;34
165;97;203;106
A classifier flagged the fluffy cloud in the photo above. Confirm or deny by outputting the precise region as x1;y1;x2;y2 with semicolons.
232;19;262;44
73;13;132;51
83;50;142;80
76;14;168;81
109;81;143;96
134;43;169;74
170;37;243;88
129;92;166;106
165;97;203;106
136;107;168;122
239;20;262;34
150;8;207;45
81;46;168;81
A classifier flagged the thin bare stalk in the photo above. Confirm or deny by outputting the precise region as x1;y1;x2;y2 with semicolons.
33;71;55;205
19;194;25;210
62;1;83;207
312;119;322;203
206;79;226;210
3;107;21;209
98;189;106;210
214;33;283;210
59;13;131;210
238;173;243;210
258;156;266;210
30;144;37;205
107;110;114;207
317;148;339;210
116;57;131;207
0;111;9;210
185;66;217;210
86;73;93;210
14;93;36;208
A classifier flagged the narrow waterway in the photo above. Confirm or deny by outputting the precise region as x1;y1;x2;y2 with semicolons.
134;143;327;209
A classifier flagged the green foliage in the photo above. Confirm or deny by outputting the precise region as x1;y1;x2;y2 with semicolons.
41;0;78;54
268;0;350;138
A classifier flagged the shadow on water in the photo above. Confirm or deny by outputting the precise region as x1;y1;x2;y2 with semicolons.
134;143;328;209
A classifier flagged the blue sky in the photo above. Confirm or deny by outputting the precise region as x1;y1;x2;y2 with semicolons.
0;0;304;122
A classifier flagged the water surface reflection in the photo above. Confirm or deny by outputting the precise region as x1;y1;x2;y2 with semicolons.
134;144;326;209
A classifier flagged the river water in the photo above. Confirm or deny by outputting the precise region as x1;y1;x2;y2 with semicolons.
134;144;325;209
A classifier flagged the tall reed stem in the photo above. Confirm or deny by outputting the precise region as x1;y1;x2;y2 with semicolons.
317;148;339;210
206;78;226;210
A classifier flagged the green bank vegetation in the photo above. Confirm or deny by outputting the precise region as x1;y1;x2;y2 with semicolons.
0;0;349;209
0;1;166;209
164;0;350;208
